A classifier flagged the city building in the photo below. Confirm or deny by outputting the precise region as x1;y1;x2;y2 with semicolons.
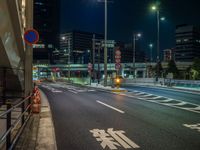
175;24;200;62
118;43;146;63
33;0;60;64
59;30;104;64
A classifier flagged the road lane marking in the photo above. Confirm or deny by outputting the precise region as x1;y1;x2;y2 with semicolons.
90;128;140;149
171;101;187;106
68;90;78;94
183;123;200;133
119;90;200;114
96;101;125;114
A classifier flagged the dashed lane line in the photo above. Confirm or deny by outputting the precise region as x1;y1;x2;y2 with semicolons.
96;100;125;114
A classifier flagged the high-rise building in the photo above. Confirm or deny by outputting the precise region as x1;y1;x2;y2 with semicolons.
33;0;60;64
59;30;104;64
117;43;145;63
175;24;200;62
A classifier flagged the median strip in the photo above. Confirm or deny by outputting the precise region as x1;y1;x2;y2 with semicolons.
96;100;125;114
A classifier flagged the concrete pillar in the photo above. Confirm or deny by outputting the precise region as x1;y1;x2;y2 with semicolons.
24;0;33;96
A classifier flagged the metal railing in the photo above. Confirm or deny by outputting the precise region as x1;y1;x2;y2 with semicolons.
0;94;32;150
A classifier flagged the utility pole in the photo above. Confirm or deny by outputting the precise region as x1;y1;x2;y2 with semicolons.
92;34;95;82
104;0;108;86
133;34;136;79
68;38;71;82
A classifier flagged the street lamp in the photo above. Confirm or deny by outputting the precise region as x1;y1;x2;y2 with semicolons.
151;4;166;79
149;43;153;64
151;5;160;61
97;0;109;86
61;36;71;81
133;33;142;78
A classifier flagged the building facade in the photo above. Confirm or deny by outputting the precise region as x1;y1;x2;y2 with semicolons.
59;30;104;64
33;0;60;64
175;24;200;62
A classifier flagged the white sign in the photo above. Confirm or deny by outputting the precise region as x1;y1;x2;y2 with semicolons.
90;128;140;149
115;49;121;56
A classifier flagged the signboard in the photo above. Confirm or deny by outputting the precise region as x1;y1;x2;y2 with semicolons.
115;48;121;70
88;63;93;72
101;40;115;48
115;63;121;70
24;29;39;45
115;59;121;63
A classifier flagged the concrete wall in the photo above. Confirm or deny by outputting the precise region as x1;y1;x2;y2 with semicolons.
0;0;33;98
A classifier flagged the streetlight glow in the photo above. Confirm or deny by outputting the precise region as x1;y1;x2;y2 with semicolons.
149;43;153;48
61;36;66;40
137;33;142;37
151;5;157;11
160;17;165;21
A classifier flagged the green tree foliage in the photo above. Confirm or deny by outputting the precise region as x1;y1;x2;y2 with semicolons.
191;58;200;80
166;60;179;79
154;61;163;77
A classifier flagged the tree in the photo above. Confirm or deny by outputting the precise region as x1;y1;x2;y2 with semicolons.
191;58;200;80
154;61;163;78
166;60;179;79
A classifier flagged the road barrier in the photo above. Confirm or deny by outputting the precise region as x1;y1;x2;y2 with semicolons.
0;94;32;150
31;87;41;113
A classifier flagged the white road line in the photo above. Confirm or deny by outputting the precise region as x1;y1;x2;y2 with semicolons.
68;90;78;94
172;101;187;106
148;96;162;99
140;94;153;97
96;100;125;114
134;92;146;96
157;99;173;102
191;106;200;110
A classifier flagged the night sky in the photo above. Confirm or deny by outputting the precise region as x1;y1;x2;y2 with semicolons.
60;0;200;59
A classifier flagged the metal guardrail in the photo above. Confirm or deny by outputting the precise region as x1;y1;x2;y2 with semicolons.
0;94;32;150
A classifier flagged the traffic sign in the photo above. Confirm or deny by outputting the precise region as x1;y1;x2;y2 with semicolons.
115;55;121;59
115;49;121;56
24;29;39;45
115;63;121;70
88;63;93;72
115;59;121;63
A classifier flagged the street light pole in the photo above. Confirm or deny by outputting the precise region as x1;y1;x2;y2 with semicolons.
157;10;160;61
149;43;153;64
68;38;71;82
104;0;108;86
132;33;141;79
133;34;136;79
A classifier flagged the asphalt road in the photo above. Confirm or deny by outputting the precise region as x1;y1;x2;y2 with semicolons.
122;85;200;105
40;82;200;150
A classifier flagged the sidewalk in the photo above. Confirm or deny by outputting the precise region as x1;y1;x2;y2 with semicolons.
14;90;57;150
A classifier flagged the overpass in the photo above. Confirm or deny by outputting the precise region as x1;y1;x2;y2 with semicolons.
0;0;33;104
34;62;192;79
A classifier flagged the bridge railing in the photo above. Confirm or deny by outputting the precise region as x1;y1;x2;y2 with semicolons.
0;94;32;150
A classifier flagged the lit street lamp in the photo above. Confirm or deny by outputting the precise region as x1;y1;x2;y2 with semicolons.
61;36;71;81
133;33;141;78
151;5;160;61
151;4;165;79
149;43;153;64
